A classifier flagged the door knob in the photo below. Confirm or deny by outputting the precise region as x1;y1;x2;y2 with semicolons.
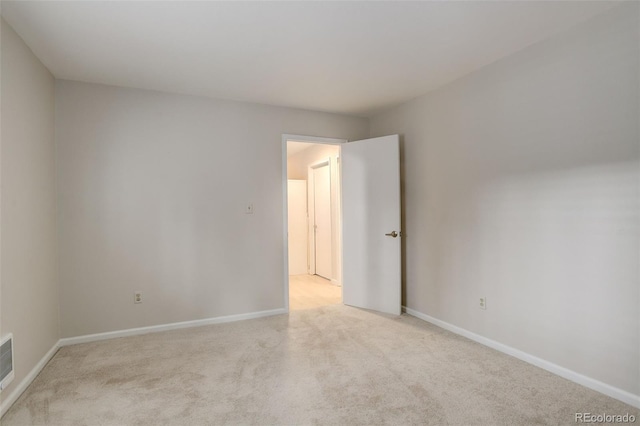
385;231;398;238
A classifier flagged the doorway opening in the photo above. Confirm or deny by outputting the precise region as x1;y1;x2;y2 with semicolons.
283;133;402;316
283;135;345;311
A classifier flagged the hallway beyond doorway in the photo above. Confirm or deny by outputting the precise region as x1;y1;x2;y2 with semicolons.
289;275;341;310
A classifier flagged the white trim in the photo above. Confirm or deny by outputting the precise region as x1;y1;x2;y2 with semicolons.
283;134;347;145
282;134;346;314
59;308;286;347
282;136;291;313
333;155;343;292
307;158;331;278
402;306;640;409
0;340;60;418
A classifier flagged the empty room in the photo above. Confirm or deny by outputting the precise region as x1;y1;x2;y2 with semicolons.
0;1;638;425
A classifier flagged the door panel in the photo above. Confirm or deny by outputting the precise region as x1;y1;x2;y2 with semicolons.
341;135;401;315
313;164;332;279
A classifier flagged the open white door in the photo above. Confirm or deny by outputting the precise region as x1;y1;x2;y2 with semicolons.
341;135;401;315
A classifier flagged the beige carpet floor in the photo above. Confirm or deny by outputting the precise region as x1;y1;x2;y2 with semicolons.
1;305;638;425
289;275;341;311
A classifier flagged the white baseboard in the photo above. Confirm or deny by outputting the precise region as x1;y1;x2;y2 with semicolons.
0;340;60;418
402;306;640;409
330;279;341;287
59;308;287;346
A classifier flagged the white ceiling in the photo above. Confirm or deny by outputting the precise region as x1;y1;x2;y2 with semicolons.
287;142;314;158
2;1;616;117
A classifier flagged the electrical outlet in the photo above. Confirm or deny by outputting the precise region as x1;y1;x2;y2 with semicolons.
479;297;486;310
134;291;142;304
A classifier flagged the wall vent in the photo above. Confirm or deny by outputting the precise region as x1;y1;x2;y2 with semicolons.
0;334;14;391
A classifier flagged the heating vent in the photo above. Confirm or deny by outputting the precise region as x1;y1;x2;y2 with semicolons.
0;334;14;391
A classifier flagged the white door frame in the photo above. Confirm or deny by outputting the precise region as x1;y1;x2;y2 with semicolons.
282;134;346;313
307;158;331;277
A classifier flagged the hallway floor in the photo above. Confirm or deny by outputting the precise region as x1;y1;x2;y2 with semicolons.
289;274;341;310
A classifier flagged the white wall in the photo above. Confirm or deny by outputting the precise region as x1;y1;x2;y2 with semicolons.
370;4;639;396
0;19;59;398
56;80;368;338
287;144;340;180
287;180;308;275
0;14;3;398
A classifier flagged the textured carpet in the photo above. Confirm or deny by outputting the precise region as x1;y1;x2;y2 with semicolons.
2;305;638;425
